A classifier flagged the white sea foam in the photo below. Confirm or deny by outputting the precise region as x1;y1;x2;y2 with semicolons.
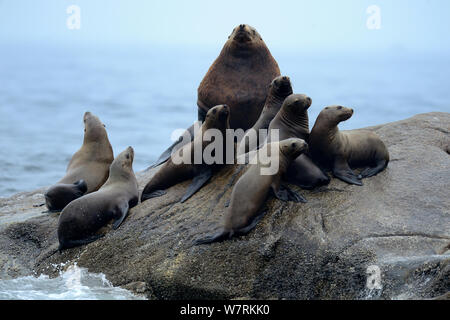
0;264;145;300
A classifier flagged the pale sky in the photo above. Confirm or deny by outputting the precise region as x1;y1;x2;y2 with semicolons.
0;0;449;53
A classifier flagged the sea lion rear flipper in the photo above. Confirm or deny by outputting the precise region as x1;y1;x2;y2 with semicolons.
333;158;363;186
147;124;196;169
112;201;130;230
272;184;307;203
358;159;388;179
180;167;213;203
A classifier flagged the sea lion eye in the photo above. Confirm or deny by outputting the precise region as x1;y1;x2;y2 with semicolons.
291;143;296;147
126;154;130;159
213;109;217;114
337;106;342;110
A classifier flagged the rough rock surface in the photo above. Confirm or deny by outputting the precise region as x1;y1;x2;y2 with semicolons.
0;112;449;300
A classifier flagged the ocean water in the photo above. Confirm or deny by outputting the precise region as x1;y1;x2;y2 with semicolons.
0;44;449;197
0;264;143;300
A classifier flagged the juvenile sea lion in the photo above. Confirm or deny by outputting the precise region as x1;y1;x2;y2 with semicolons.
45;112;114;212
151;24;280;168
309;106;390;186
195;138;308;245
58;147;138;250
238;75;293;156
266;94;330;189
141;105;230;203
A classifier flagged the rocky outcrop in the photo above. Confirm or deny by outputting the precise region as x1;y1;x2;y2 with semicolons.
0;112;449;299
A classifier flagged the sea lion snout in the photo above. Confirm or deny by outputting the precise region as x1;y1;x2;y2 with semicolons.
233;24;253;42
126;146;134;161
219;105;230;118
305;96;312;107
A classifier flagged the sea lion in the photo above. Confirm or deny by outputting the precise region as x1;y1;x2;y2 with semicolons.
194;138;308;245
141;104;231;203
45;112;114;212
58;146;138;250
266;94;330;189
309;105;390;186
151;24;280;168
237;75;293;156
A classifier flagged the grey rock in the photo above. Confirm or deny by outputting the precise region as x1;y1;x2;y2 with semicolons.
0;112;449;300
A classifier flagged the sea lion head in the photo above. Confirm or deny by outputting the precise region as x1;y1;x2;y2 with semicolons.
83;111;108;143
320;105;354;124
279;138;308;159
226;24;265;54
269;76;293;99
282;94;312;116
109;146;135;179
44;180;88;212
204;104;230;130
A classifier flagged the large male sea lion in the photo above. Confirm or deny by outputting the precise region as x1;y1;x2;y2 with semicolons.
238;75;293;156
45;112;114;212
141;105;231;203
195;138;308;245
58;147;138;250
266;94;330;189
309;106;390;186
151;24;280;168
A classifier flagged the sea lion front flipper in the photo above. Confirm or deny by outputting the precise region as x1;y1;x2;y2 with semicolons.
141;189;167;201
112;201;130;230
236;210;268;235
147;124;196;169
180;167;213;203
194;230;231;245
59;234;105;251
272;184;307;203
332;158;363;186
74;179;88;194
358;159;388;179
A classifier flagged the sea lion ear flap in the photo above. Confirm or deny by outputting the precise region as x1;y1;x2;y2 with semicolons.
74;180;88;194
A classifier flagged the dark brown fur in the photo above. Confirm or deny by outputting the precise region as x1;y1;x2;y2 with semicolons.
198;24;280;130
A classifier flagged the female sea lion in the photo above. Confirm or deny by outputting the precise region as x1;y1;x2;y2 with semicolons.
151;24;280;168
141;105;230;203
238;75;293;156
58;147;138;250
266;94;330;189
195;138;308;245
45;112;114;212
309;106;390;186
